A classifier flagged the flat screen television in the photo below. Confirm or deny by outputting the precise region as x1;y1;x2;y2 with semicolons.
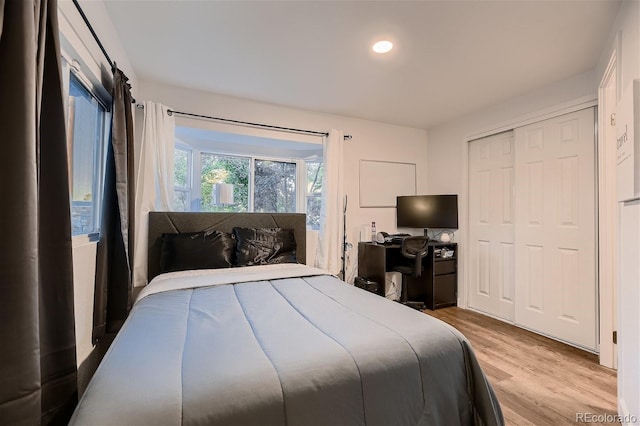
396;195;458;234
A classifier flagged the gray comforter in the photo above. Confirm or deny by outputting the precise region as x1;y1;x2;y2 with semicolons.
71;265;503;426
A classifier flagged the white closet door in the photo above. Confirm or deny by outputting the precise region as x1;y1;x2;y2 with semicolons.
468;131;516;321
514;107;596;350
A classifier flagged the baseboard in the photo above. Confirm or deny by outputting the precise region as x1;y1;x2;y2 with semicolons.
618;398;639;425
618;398;626;424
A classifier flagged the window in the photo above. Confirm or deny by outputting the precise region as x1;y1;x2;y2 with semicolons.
196;154;298;214
174;146;192;211
306;161;323;230
200;153;250;212
173;127;323;227
254;159;297;213
66;72;109;236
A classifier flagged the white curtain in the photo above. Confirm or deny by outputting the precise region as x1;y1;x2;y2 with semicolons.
133;101;175;287
315;129;345;276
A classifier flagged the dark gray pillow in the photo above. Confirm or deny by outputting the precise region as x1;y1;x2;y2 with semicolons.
232;227;297;266
160;230;235;273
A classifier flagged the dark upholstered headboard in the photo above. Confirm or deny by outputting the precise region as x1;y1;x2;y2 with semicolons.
148;212;307;281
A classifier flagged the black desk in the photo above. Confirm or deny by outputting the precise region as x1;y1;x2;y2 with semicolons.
357;241;458;310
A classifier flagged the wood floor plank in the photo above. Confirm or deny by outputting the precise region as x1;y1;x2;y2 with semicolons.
424;307;618;426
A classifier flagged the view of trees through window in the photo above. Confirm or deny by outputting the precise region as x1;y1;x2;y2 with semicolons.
254;160;296;213
174;148;190;211
172;138;323;228
306;161;323;229
201;154;249;212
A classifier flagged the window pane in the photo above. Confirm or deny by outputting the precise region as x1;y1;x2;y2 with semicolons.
174;190;189;212
307;161;323;194
67;74;106;235
200;153;249;212
306;161;323;229
306;195;321;230
174;148;189;188
254;160;296;213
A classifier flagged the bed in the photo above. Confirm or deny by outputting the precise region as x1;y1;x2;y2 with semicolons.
70;212;503;426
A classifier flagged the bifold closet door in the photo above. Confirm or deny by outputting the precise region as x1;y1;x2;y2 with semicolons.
468;131;516;321
514;107;596;350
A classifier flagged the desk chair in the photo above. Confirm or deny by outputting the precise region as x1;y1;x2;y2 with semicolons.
392;236;429;310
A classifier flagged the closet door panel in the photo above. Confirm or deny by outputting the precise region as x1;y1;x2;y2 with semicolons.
468;131;515;321
514;108;596;350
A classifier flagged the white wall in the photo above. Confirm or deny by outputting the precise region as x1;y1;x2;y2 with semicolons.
139;79;428;270
596;0;640;422
58;1;138;366
71;240;98;364
425;70;597;308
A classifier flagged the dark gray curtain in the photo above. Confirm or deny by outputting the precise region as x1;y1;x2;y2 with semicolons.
0;0;78;424
93;68;135;342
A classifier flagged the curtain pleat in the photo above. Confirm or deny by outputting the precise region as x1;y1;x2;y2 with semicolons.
315;129;345;276
0;0;78;424
133;102;175;288
93;69;135;341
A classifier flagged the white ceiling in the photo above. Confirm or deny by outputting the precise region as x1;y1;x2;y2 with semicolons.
104;0;621;129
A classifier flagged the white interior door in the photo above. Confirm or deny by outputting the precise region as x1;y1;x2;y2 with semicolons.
514;107;597;350
468;131;516;321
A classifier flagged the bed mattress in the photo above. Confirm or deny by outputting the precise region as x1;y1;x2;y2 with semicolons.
70;264;503;425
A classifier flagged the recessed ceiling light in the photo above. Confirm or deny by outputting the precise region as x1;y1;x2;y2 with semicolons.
372;40;393;54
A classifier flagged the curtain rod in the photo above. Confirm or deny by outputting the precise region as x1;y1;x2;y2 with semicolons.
71;0;113;69
136;104;352;140
71;0;137;103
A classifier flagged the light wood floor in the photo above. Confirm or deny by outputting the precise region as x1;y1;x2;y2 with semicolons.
424;307;618;426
